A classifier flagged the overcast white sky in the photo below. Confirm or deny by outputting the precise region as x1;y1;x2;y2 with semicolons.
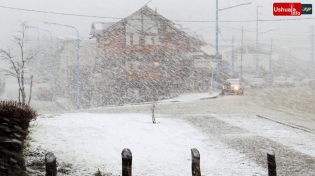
0;0;314;61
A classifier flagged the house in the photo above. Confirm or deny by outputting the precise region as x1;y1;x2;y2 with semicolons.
89;6;210;105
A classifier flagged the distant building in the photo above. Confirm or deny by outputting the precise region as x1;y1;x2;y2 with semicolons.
89;6;213;105
203;43;280;81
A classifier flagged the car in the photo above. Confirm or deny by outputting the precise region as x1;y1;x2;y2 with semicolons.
37;85;54;101
221;78;244;95
272;77;286;87
285;78;295;87
249;78;266;88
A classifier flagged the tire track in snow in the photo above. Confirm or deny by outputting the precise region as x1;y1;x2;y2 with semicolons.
181;115;315;176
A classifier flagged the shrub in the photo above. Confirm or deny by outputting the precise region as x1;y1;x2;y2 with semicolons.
0;100;37;175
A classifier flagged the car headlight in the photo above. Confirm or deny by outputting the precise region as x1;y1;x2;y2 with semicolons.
234;86;239;90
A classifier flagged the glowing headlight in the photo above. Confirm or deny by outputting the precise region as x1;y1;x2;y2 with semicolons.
234;86;239;90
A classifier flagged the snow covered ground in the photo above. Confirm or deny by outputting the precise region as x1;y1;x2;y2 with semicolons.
26;113;266;175
158;91;221;103
2;74;314;175
216;114;315;158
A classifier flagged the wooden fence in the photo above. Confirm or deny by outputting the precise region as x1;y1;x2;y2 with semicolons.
45;148;277;176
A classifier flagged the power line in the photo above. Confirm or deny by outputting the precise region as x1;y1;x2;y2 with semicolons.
192;26;216;32
219;29;226;43
220;26;256;32
0;5;122;19
220;26;310;36
0;5;314;23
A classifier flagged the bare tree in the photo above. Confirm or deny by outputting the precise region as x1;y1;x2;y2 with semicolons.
0;21;36;105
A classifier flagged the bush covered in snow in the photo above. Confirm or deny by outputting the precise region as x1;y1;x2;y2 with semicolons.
0;100;37;175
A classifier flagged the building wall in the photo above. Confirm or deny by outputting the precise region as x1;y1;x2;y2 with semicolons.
103;26;125;55
97;19;200;56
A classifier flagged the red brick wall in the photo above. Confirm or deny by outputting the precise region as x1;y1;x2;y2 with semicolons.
97;24;200;56
104;26;124;55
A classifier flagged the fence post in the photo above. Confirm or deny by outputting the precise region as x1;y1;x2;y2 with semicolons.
122;148;132;176
191;148;201;176
267;148;277;176
45;152;57;176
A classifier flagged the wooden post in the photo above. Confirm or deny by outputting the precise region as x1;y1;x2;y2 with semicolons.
45;152;57;176
191;148;201;176
122;148;132;176
267;148;277;176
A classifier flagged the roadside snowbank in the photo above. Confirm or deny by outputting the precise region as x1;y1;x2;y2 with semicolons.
159;91;221;103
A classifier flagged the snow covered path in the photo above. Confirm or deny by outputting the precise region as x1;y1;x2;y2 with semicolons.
27;113;266;175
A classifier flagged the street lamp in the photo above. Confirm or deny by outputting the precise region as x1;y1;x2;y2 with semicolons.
215;1;251;89
26;25;53;87
45;22;81;109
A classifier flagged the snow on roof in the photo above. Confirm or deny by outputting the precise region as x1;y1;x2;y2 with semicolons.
98;22;116;30
90;22;116;35
94;23;103;30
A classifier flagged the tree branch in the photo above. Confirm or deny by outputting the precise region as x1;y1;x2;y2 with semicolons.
0;68;18;78
0;48;20;75
25;53;37;62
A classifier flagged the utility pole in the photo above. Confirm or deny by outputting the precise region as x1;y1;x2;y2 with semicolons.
256;6;262;77
215;0;219;89
270;39;273;71
231;35;234;78
215;1;251;89
241;27;244;80
311;26;314;79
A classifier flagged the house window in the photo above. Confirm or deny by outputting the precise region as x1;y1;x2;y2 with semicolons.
125;61;140;71
154;36;159;45
126;34;130;45
133;34;139;45
145;36;153;45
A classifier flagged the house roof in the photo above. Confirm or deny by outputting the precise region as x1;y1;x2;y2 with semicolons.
89;22;116;36
90;6;206;46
